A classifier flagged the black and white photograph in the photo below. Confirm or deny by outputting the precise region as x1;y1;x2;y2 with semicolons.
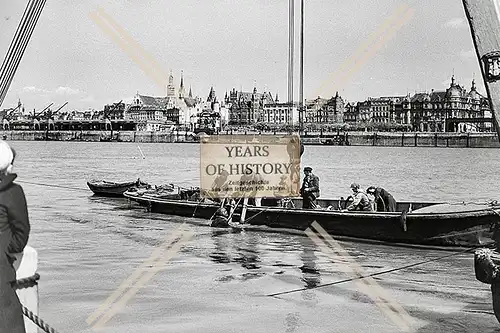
1;0;500;332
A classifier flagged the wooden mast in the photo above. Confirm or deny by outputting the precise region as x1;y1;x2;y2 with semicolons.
462;0;500;141
288;0;295;129
299;0;304;135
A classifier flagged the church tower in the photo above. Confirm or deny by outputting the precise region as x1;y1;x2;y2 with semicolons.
207;86;216;103
179;70;185;98
166;70;175;97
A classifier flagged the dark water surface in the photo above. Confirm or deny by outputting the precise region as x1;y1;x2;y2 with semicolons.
9;141;500;332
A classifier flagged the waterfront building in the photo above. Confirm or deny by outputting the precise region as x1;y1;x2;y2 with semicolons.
302;93;345;124
262;102;298;125
304;96;327;123
409;76;490;132
356;96;407;124
343;102;358;123
126;70;199;130
322;92;345;123
346;76;492;132
226;86;275;125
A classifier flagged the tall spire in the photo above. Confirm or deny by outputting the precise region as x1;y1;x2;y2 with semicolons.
189;85;193;98
208;86;215;103
179;70;185;98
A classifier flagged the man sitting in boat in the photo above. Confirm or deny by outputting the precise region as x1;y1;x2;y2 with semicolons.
300;167;320;209
344;183;373;212
366;186;397;212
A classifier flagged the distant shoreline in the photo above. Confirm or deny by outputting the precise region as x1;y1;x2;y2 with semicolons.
1;130;498;148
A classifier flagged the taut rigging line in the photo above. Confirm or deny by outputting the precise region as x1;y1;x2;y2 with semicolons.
0;0;47;107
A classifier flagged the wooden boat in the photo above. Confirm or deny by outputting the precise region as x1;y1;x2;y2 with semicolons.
123;189;500;247
87;179;150;197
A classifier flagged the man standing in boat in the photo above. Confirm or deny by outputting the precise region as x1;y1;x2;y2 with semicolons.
345;183;372;212
300;167;320;209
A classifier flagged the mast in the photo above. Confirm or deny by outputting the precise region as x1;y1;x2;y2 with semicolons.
288;0;294;129
299;0;304;135
462;0;500;141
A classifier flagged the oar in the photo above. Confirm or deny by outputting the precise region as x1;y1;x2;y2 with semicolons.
240;197;249;223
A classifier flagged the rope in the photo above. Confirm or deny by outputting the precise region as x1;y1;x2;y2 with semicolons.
12;273;39;290
22;305;60;333
266;241;496;297
240;204;272;224
10;273;62;333
16;180;89;192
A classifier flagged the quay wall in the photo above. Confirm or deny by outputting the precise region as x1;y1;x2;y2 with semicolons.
1;130;499;148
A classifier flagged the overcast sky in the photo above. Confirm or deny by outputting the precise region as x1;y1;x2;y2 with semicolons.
0;0;484;111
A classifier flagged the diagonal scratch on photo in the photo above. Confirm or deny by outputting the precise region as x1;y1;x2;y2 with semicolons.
2;0;500;333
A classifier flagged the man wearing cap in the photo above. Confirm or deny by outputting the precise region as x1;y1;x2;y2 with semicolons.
300;167;320;209
345;183;373;212
0;140;30;333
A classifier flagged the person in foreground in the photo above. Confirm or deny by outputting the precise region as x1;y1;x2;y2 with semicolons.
366;186;397;212
344;183;373;212
0;141;30;333
300;167;320;209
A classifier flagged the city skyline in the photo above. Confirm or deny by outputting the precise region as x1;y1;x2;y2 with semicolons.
0;0;486;111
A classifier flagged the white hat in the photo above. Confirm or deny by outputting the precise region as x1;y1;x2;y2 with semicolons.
0;141;14;172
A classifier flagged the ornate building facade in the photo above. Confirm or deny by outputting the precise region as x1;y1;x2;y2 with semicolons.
125;70;198;130
262;102;298;125
226;87;275;125
408;76;489;132
347;76;492;132
304;92;345;124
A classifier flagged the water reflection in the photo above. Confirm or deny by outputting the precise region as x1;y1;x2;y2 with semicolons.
233;231;261;270
298;236;321;289
208;230;231;264
209;229;265;281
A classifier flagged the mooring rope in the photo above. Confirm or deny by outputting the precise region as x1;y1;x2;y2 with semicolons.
266;241;496;297
11;273;62;333
16;180;88;192
21;305;60;333
12;273;39;290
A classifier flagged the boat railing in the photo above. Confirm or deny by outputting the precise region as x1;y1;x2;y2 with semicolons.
260;197;439;211
13;246;39;333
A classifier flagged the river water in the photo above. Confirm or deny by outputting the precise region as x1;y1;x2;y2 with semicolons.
9;141;500;332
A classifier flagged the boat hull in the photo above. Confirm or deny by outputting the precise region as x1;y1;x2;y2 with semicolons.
87;181;144;197
123;192;500;247
243;206;496;247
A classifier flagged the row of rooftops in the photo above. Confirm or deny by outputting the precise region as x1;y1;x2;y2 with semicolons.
1;75;487;118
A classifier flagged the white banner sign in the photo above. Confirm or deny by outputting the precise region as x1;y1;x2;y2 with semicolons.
200;134;301;199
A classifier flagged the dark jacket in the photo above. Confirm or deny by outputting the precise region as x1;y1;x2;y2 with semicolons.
374;187;397;212
0;173;30;333
300;173;320;199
